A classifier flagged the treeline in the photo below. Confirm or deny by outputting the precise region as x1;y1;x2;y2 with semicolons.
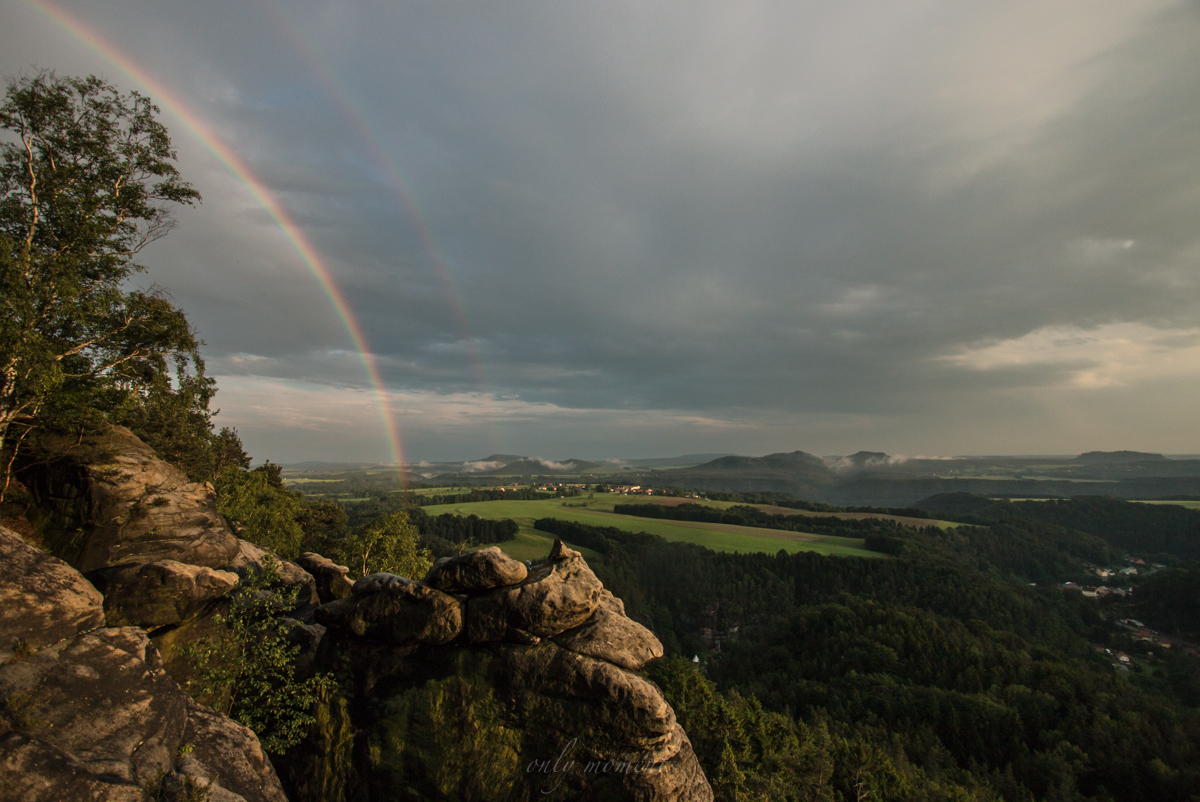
409;487;548;506
613;502;931;538
532;516;1200;800
1135;563;1200;641
405;507;518;558
700;490;936;519
919;493;1200;560
336;488;543;528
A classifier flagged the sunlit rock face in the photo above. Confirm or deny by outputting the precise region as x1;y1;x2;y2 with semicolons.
286;539;711;802
8;426;711;801
0;525;288;802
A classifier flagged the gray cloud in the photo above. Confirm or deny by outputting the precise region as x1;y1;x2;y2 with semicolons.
5;0;1200;460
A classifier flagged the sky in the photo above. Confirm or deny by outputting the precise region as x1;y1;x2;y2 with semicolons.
4;0;1199;463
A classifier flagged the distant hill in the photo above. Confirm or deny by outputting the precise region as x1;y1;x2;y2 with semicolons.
488;458;600;475
638;450;838;495
477;454;527;465
621;453;735;468
1076;450;1168;463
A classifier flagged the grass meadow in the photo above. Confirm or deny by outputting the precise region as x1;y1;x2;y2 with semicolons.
423;493;886;562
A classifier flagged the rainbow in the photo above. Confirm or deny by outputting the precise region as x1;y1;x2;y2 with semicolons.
25;0;410;482
257;0;502;457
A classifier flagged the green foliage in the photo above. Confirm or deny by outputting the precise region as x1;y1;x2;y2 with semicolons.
215;467;305;557
181;558;333;753
331;510;433;580
294;689;358;802
212;426;251;475
111;358;216;480
1136;563;1200;640
375;656;523;801
920;493;1200;561
404;506;518;558
0;71;204;496
648;656;993;802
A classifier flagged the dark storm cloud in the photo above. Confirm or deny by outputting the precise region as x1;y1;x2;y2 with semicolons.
5;0;1199;460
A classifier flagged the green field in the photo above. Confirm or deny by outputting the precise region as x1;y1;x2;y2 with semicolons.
1132;499;1200;509
423;494;883;562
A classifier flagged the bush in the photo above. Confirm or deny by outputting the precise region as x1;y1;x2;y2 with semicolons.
182;558;333;753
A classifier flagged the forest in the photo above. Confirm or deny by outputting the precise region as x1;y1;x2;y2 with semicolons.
534;497;1200;801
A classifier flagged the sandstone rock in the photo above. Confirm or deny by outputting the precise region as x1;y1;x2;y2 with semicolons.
104;559;238;629
468;539;603;642
502;641;678;760
317;573;462;645
180;701;289;802
0;732;145;802
295;552;354;604
0;625;290;802
499;641;712;801
424;546;528;593
18;425;239;572
300;544;712;801
350;571;414;596
554;589;664;671
0;527;104;661
228;539;319;611
0;627;188;787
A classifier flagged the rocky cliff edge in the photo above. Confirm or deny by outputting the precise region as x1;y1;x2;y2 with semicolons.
5;425;713;802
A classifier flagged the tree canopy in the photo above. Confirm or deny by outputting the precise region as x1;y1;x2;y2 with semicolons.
0;71;208;492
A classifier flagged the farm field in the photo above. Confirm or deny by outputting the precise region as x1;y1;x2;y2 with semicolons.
1132;499;1200;509
423;494;884;561
626;496;959;530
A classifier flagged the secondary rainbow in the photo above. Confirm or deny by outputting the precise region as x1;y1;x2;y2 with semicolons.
25;0;409;482
258;0;503;457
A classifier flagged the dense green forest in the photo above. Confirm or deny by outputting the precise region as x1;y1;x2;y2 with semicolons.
919;494;1200;561
612;502;934;538
534;499;1200;801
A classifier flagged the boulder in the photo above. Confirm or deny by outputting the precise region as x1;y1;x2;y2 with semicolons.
0;627;188;787
0;732;145;802
18;425;239;572
316;573;463;645
553;589;664;671
468;539;603;642
178;701;289;802
295;552;354;604
228;539;319;611
0;628;291;802
499;641;712;801
103;559;238;629
0;529;291;802
424;546;527;593
289;541;713;801
0;527;104;661
501;641;680;761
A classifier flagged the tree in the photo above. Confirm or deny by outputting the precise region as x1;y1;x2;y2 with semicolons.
0;72;203;496
334;510;433;579
215;465;305;557
182;558;333;753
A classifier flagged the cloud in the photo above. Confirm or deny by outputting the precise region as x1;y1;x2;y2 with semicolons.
937;323;1200;388
5;0;1200;458
459;460;505;473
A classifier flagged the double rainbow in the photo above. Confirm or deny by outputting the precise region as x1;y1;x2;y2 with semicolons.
24;0;470;481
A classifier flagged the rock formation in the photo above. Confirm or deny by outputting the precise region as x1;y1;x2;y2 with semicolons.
7;425;713;801
0;526;288;802
296;541;712;802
